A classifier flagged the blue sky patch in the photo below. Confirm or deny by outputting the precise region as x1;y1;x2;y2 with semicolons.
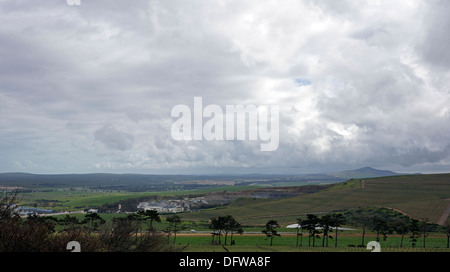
294;78;312;86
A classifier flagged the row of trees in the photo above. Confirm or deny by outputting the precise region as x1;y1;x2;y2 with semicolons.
209;215;244;246
294;213;346;247
210;210;450;248
208;214;346;248
292;210;450;248
252;214;346;247
208;215;343;248
344;208;450;248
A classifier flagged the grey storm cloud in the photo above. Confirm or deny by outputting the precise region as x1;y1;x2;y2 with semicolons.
95;125;134;151
421;0;450;70
0;0;450;174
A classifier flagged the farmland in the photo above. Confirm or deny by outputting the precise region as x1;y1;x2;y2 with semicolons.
173;234;450;252
0;172;341;211
3;172;450;227
2;170;450;252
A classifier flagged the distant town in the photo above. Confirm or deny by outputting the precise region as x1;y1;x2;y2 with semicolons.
137;197;208;213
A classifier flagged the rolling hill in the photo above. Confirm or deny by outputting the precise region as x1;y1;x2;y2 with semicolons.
2;169;447;227
182;173;450;226
329;166;412;179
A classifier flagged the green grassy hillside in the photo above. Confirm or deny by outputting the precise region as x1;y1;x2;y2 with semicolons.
182;173;450;226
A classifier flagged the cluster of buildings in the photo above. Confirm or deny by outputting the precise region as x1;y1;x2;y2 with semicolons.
137;197;208;213
9;205;57;216
5;204;100;217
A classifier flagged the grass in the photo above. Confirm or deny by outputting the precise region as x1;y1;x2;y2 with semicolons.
180;174;450;225
181;245;450;252
18;185;262;211
171;234;450;252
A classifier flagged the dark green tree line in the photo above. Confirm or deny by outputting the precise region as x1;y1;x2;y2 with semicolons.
209;215;243;245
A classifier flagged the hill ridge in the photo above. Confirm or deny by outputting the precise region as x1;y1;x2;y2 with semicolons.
183;173;450;225
329;166;412;179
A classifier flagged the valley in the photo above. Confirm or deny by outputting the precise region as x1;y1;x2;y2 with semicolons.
2;167;450;252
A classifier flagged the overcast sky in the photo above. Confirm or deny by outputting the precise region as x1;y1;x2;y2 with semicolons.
1;0;449;175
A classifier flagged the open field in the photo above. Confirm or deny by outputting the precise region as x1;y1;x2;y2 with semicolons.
170;234;450;252
15;185;263;211
181;244;450;252
1;172;338;211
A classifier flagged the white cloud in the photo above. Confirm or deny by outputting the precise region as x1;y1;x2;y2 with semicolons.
0;0;449;174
